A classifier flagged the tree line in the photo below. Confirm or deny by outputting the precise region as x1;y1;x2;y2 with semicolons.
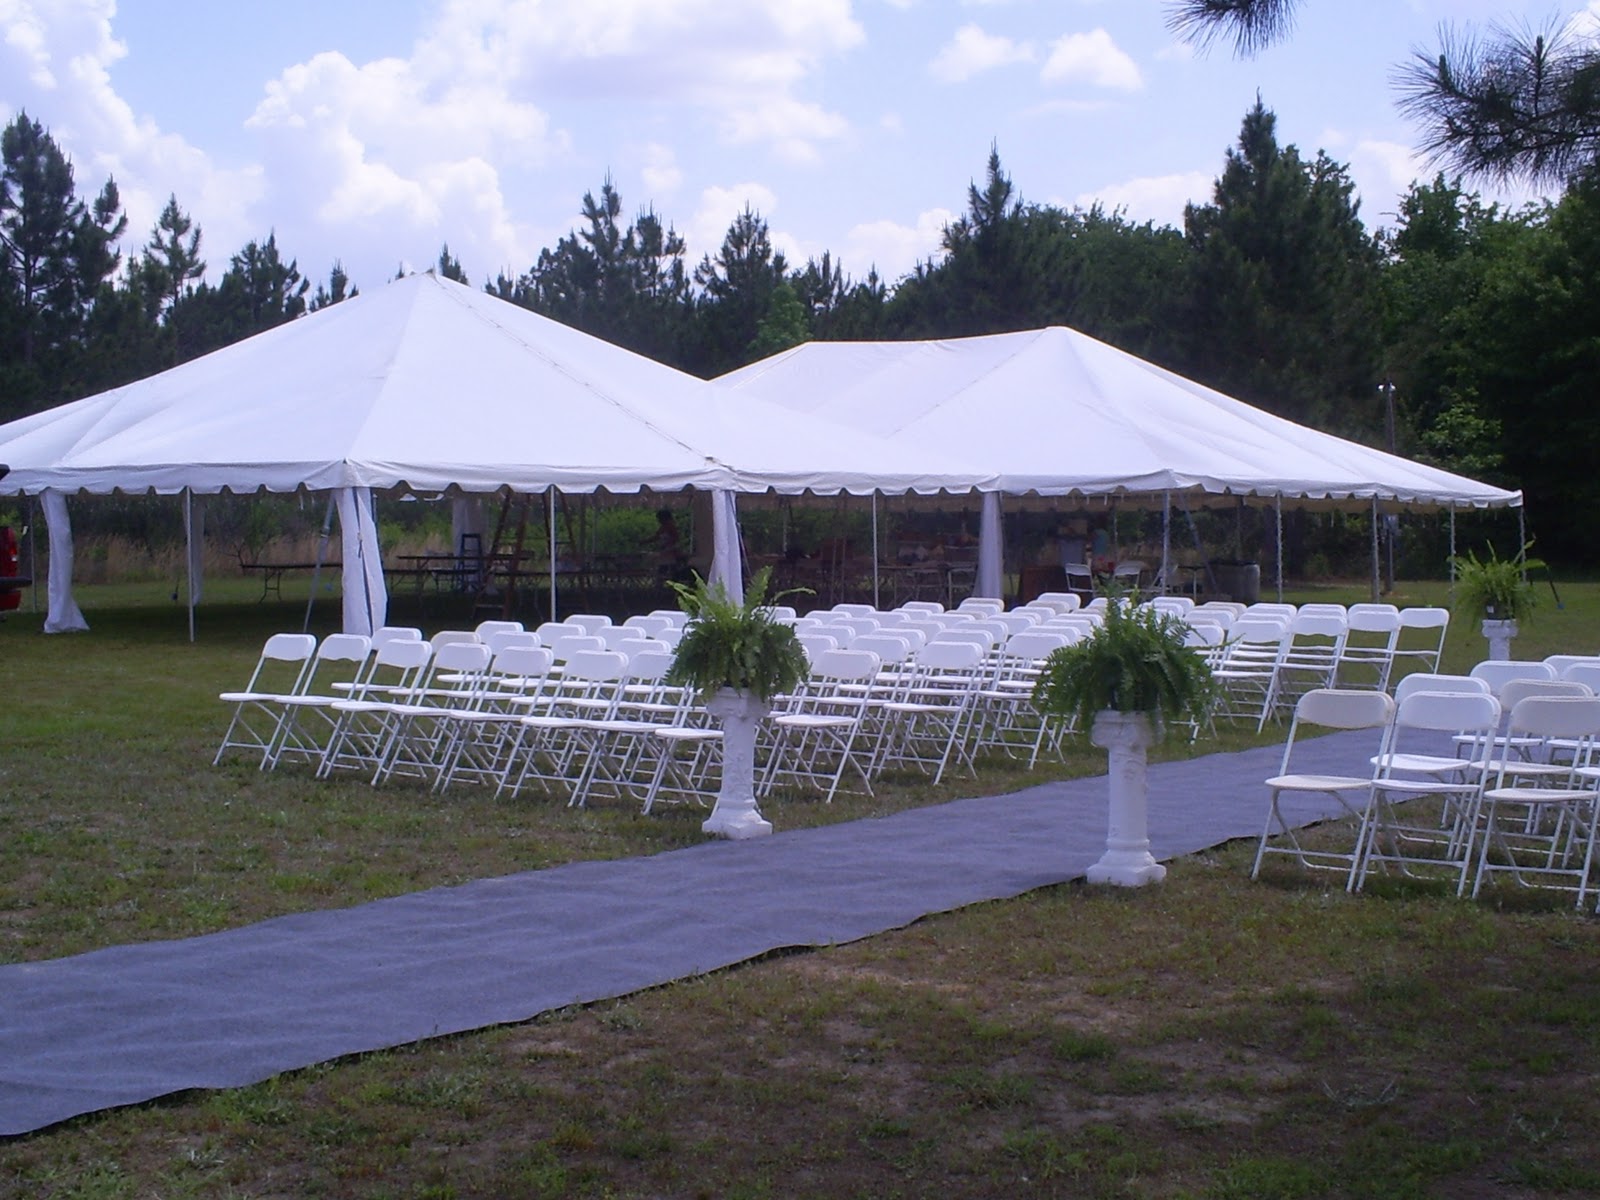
3;96;1598;561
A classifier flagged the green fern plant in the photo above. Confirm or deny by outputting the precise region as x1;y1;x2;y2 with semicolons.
664;567;809;703
1451;541;1546;622
1031;596;1216;733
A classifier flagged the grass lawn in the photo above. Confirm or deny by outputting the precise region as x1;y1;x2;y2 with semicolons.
2;577;1600;1198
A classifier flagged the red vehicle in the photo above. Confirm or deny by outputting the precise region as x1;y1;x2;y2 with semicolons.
1;525;22;611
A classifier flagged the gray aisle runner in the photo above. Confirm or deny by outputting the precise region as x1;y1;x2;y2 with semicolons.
0;730;1377;1136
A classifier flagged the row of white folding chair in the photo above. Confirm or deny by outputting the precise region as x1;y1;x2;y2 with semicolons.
215;629;437;771
760;647;882;803
1256;680;1600;904
969;629;1076;766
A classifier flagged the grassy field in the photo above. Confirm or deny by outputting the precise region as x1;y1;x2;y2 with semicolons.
2;577;1599;1198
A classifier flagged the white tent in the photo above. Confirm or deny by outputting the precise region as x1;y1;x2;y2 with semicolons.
717;327;1521;598
716;327;1521;509
0;274;993;632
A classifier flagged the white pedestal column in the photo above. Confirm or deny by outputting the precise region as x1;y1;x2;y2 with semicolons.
1481;618;1518;662
1085;710;1167;887
702;688;774;839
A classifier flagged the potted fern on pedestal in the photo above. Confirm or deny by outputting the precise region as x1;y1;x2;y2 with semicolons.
1452;542;1544;660
664;568;808;840
1032;595;1216;886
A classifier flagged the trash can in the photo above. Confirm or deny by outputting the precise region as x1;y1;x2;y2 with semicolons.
1209;559;1260;604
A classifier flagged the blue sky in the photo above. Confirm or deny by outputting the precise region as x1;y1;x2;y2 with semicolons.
1;0;1584;296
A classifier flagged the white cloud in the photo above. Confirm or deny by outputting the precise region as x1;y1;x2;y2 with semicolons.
1040;29;1142;91
842;207;954;283
687;181;780;264
929;24;1035;84
639;143;683;198
1076;171;1213;227
0;0;261;279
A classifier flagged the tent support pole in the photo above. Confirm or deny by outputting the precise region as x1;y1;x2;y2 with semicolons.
548;488;558;623
871;493;880;610
1370;498;1381;604
25;497;38;614
183;489;195;644
1449;507;1457;602
304;494;337;634
1274;496;1284;603
1160;492;1171;596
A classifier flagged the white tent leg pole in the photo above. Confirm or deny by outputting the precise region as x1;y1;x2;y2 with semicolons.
548;489;558;622
41;489;88;633
709;489;744;605
1275;496;1284;603
871;493;880;609
977;492;1003;600
1160;492;1172;597
305;494;337;634
1370;498;1381;604
26;497;38;614
1449;507;1457;600
183;489;195;644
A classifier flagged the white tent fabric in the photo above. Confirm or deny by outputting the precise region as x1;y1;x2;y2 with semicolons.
977;492;1003;599
716;327;1521;509
0;274;994;630
41;491;87;633
336;487;387;637
708;490;745;606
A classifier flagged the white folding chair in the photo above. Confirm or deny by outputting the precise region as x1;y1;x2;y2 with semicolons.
1353;689;1501;896
499;648;631;802
759;648;882;803
213;633;318;768
317;638;436;779
432;645;558;791
1251;689;1395;882
1337;605;1401;693
871;639;988;785
1211;615;1291;731
1393;606;1450;676
970;629;1072;765
1470;659;1557;697
1270;610;1349;718
1474;696;1600;907
261;633;375;769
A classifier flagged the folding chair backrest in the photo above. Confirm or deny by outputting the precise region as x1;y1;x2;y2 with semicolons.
370;626;422;654
473;620;524;639
485;629;539;657
1392;672;1490;705
1505;695;1600;742
239;633;317;695
1002;631;1071;663
1394;689;1501;735
899;600;945;614
810;647;883;684
1561;662;1600;692
915;638;987;671
797;632;841;661
565;614;613;634
1497;678;1592;710
1290;611;1347;639
429;630;482;648
623;614;673;637
489;645;555;687
1030;592;1081;614
1294;688;1395;731
956;598;1005;616
1346;607;1402;636
548;632;605;663
853;633;915;666
1545;654;1600;677
1470;659;1558;697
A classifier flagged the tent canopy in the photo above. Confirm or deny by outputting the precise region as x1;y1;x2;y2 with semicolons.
715;327;1521;510
0;273;992;500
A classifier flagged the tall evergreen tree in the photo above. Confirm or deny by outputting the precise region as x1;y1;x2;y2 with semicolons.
690;206;788;375
1180;99;1381;429
310;260;356;311
436;244;467;283
141;194;205;317
0;111;88;365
